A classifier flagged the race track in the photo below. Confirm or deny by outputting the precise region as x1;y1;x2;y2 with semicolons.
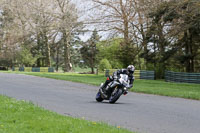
0;73;200;133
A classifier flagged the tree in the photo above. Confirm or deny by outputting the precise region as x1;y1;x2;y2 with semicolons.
0;0;83;70
90;0;137;45
97;38;124;68
25;0;58;67
70;37;83;68
89;0;167;68
80;30;100;73
0;3;19;67
16;47;38;67
99;58;112;72
167;0;200;73
0;0;54;67
54;0;82;72
149;0;200;73
145;1;173;78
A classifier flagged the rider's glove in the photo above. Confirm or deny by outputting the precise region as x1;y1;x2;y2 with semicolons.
127;85;133;89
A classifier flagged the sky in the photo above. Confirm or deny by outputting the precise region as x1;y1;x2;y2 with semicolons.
72;0;110;42
73;0;96;42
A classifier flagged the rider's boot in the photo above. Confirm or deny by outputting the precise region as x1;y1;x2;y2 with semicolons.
100;80;110;93
100;82;111;99
100;83;106;92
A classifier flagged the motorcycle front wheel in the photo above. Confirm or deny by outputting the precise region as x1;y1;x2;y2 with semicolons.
109;89;122;104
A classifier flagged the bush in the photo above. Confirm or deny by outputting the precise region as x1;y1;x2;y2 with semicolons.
0;66;8;71
99;59;112;72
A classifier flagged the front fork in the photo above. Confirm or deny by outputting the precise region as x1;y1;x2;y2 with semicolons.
112;86;127;96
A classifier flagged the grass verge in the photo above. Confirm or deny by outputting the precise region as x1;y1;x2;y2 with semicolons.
0;95;133;133
133;80;200;100
4;71;200;100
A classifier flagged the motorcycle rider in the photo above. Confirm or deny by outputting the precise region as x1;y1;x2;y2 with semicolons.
100;65;135;95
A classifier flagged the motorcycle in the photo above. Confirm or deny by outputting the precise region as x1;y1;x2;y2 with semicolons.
95;74;129;104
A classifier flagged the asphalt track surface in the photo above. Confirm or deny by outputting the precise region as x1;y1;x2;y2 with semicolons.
0;73;200;133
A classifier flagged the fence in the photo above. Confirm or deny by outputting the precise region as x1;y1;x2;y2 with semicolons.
140;70;155;80
12;67;54;73
105;69;155;80
165;71;200;84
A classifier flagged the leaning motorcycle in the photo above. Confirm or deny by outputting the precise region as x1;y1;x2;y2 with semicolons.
95;74;129;104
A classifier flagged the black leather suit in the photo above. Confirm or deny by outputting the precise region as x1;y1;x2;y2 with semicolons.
102;69;134;91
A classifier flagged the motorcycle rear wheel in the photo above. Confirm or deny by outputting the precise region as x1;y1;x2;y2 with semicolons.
96;91;104;102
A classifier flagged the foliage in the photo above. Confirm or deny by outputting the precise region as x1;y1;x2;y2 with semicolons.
0;59;12;67
1;0;200;77
16;47;38;67
98;58;112;72
146;0;200;78
118;42;140;68
0;0;82;71
166;0;200;73
97;38;140;68
97;38;124;69
80;30;100;73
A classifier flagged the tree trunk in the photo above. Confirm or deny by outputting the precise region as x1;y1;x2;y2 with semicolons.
185;30;194;73
143;40;148;70
44;33;51;67
91;67;94;74
36;33;41;67
189;30;194;72
119;0;130;46
63;31;72;72
56;45;59;72
157;23;166;79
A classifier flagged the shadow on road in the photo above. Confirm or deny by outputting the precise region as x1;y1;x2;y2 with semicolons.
89;101;132;105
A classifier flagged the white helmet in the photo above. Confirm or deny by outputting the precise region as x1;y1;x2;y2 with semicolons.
127;65;135;74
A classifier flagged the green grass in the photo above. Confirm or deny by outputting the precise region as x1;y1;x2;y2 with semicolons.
72;67;96;73
13;72;106;86
133;80;200;100
4;71;200;100
54;67;96;73
0;95;133;133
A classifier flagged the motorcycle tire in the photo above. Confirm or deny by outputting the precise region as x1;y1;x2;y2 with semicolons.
109;89;122;104
96;91;104;102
